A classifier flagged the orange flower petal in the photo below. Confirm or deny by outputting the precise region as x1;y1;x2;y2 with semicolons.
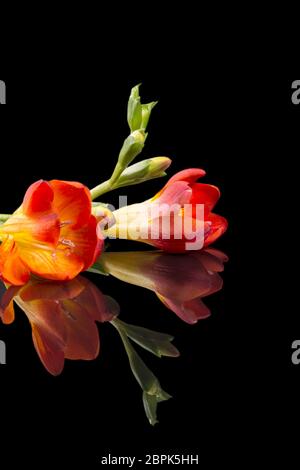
50;180;92;229
22;180;54;216
18;244;85;281
1;213;60;246
62;215;103;270
28;214;60;245
0;238;30;286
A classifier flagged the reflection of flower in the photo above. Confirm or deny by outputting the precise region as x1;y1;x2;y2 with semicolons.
102;248;228;324
0;277;119;375
0;180;103;285
106;169;228;252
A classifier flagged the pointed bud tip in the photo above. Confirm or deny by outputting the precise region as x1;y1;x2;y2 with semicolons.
149;157;172;172
130;83;142;97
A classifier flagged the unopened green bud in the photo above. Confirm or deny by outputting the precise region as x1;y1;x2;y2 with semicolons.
127;84;142;132
141;101;158;130
147;156;171;175
118;130;146;168
127;84;158;132
116;157;172;188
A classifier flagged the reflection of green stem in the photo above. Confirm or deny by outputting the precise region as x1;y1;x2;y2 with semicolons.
112;320;140;379
0;214;10;221
111;319;172;426
112;320;130;349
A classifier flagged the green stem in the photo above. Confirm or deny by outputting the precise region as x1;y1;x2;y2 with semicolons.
0;214;10;222
90;162;125;201
90;180;113;201
109;162;124;186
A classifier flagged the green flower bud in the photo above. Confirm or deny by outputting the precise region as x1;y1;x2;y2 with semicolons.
118;130;146;168
103;85;160;191
141;101;158;130
127;84;142;132
115;157;171;188
127;84;158;132
109;130;146;185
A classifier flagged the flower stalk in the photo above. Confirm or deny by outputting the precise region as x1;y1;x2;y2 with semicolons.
90;157;171;200
91;85;160;201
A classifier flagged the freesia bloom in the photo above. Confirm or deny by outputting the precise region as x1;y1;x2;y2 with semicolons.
105;169;228;252
0;180;103;285
0;276;119;375
101;248;228;324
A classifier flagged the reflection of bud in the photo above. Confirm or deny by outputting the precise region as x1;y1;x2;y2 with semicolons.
116;157;171;188
112;318;172;426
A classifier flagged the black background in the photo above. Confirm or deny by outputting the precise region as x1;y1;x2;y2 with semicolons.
0;54;299;468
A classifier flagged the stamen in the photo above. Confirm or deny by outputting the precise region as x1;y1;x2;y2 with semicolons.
60;238;76;248
60;220;73;228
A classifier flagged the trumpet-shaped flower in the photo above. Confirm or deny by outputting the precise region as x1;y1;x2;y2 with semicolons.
0;180;103;285
105;169;227;252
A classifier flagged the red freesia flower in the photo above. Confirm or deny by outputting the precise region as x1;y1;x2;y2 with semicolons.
106;168;227;252
0;180;103;285
0;276;119;375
